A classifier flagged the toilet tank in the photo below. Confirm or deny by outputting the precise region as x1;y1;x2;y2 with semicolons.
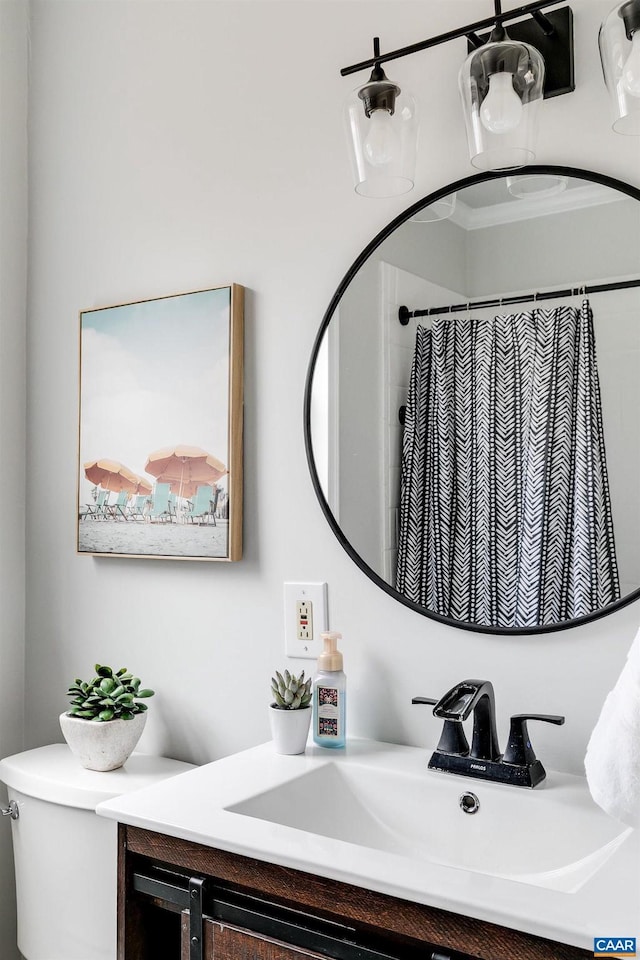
0;744;194;960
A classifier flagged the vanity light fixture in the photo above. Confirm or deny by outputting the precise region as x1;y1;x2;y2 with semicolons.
344;38;418;198
506;172;568;197
458;16;545;170
410;193;457;222
599;0;640;134
341;1;574;193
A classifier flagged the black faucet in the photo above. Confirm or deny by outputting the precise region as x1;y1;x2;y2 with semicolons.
413;680;565;788
433;679;500;761
411;696;470;756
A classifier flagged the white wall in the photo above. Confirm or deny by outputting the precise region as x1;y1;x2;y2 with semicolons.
336;258;384;572
467;196;640;293
0;1;28;955
24;0;640;797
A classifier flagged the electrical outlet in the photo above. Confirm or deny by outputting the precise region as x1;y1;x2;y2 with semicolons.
296;600;312;640
284;582;328;658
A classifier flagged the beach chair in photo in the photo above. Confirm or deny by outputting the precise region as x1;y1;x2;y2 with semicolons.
81;489;109;521
104;490;130;520
149;483;176;522
188;484;217;526
129;494;148;521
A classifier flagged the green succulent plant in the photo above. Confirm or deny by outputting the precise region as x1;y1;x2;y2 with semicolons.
271;669;312;710
66;664;154;722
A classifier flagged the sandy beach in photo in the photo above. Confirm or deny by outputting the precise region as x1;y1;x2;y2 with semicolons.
78;518;229;559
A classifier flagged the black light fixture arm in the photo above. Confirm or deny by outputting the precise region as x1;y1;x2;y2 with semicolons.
532;10;556;34
340;0;562;76
358;37;402;117
467;32;486;49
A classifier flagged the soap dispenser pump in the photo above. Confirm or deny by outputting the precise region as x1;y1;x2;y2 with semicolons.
313;631;346;749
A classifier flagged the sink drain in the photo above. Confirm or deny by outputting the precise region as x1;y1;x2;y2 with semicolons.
459;791;480;814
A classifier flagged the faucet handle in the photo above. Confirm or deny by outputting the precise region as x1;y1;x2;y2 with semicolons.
503;714;565;766
412;697;470;756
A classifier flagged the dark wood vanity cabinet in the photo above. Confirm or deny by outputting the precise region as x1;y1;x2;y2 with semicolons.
119;825;591;960
192;920;336;960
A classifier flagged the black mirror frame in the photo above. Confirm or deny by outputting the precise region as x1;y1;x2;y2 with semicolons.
304;164;640;635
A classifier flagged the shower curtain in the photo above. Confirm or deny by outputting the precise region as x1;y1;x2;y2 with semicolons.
396;300;620;628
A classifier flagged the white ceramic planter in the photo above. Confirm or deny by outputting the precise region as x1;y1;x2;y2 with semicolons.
59;711;147;771
268;706;311;755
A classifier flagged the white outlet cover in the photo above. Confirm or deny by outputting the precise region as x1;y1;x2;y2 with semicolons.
284;582;328;659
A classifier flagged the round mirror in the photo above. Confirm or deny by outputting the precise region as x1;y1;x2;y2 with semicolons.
305;166;640;634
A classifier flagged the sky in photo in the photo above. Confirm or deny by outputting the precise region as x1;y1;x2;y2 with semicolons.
79;287;231;503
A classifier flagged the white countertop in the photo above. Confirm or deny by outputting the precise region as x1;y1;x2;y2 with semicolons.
96;738;639;950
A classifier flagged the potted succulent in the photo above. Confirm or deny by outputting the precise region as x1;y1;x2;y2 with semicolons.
60;664;155;771
269;669;312;755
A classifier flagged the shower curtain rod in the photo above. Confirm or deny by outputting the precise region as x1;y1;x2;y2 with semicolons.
398;276;640;325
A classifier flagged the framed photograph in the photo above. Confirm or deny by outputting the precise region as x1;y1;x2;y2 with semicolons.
77;284;244;561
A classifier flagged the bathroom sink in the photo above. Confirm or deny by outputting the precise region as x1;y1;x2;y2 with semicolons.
226;753;630;892
96;738;639;950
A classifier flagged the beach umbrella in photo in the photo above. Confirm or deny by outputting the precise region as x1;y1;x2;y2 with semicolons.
84;459;139;494
157;477;205;500
144;445;227;501
132;475;153;496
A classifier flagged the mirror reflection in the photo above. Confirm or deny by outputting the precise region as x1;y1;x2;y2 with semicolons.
308;169;640;632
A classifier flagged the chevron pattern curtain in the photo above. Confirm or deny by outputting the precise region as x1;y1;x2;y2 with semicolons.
396;301;620;628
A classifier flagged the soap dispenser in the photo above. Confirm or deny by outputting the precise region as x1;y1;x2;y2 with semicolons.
313;631;346;749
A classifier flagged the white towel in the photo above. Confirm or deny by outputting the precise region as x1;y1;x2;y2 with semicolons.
584;627;640;827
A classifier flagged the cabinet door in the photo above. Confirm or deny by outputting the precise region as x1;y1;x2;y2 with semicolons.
180;914;463;960
203;922;461;960
205;920;327;960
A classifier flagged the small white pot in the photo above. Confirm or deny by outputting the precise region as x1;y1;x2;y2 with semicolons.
268;705;311;755
59;711;147;771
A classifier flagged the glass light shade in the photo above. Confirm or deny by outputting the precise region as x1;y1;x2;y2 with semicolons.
506;174;568;198
410;193;457;222
599;1;640;134
345;78;418;198
458;37;545;171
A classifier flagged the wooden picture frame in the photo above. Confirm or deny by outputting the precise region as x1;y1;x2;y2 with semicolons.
77;284;244;561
